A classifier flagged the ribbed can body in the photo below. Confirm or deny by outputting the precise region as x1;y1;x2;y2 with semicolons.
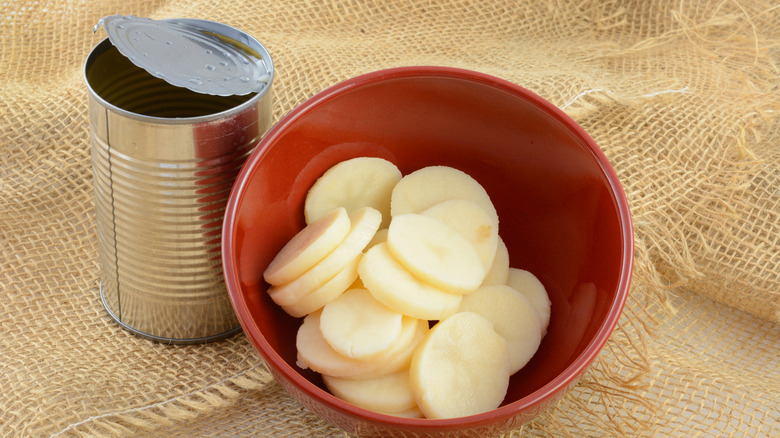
84;32;273;343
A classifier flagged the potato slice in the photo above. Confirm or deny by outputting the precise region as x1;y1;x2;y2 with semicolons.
361;317;428;379
297;310;426;379
506;268;551;336
359;242;461;321
390;166;498;227
482;236;509;285
296;311;381;377
323;369;416;413
320;289;404;360
268;207;381;307
422;199;498;272
410;312;510;419
305;157;401;228
386;213;485;294
458;284;542;374
281;257;360;318
264;207;351;286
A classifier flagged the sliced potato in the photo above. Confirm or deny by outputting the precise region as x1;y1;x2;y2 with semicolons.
264;207;351;286
359;242;461;321
390;166;498;227
281;257;360;318
296;311;425;379
386;213;485;294
296;310;382;378
410;312;510;419
422;199;498;272
360;317;428;379
458;284;542;374
482;236;509;285
506;268;551;335
268;207;381;307
323;369;416;413
320;289;404;360
305;157;401;228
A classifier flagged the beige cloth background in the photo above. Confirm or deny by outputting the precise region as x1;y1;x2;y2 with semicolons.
1;0;778;436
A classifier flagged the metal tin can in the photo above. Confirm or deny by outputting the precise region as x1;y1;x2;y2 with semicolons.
84;17;274;343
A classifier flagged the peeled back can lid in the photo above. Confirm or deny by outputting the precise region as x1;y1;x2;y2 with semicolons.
93;15;272;97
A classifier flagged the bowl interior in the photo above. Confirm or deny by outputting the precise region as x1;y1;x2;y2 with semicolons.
224;68;631;421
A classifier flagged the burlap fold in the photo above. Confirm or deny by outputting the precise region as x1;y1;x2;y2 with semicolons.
1;0;777;436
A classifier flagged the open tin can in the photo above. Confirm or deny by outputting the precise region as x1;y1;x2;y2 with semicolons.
84;16;274;343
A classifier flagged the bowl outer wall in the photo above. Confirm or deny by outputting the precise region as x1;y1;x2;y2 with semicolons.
222;66;633;436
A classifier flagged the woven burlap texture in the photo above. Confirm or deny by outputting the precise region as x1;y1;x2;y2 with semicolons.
1;0;778;436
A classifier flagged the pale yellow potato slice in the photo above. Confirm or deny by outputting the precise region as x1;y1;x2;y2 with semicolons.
422;199;498;272
458;284;542;374
320;289;404;360
264;207;351;286
296;311;425;379
296;311;381;377
359;242;461;321
410;312;510;419
506;268;551;336
305;157;401;229
359;317;428;379
386;213;485;294
323;368;416;413
281;257;360;318
268;207;381;307
482;236;509;285
390;166;498;227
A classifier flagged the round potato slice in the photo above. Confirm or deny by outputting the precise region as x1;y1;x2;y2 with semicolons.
422;199;499;272
410;312;510;419
296;310;381;378
305;157;401;229
281;257;360;318
264;207;351;286
296;311;425;379
359;242;462;321
390;166;498;226
386;213;485;294
320;289;404;360
482;236;509;285
360;317;428;379
323;369;416;413
458;284;542;374
506;268;551;336
268;207;381;307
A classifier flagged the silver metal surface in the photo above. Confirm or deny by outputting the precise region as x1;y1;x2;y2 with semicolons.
84;19;274;343
95;15;272;96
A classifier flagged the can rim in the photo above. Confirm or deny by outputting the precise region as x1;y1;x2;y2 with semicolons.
84;18;274;124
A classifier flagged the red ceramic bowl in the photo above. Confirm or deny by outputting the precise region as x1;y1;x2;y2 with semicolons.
222;66;633;437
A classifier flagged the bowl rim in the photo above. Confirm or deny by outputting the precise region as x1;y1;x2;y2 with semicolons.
222;65;633;429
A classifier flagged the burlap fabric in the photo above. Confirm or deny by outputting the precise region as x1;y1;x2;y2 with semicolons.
1;0;778;436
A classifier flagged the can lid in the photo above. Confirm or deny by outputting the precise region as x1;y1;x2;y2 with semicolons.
94;15;271;96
